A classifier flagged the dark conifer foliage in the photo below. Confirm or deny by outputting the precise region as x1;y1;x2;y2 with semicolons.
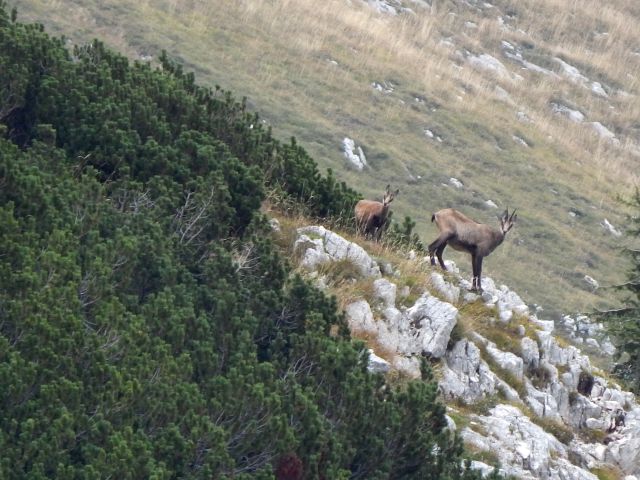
0;4;494;478
600;188;640;392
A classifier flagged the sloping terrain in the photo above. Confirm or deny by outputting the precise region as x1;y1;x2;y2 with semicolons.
12;0;640;314
278;214;640;479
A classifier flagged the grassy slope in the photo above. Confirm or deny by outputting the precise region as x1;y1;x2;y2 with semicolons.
11;0;638;315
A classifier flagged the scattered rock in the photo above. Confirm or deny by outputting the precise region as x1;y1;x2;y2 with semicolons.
551;102;585;123
449;177;464;188
440;339;519;402
343;137;368;171
601;218;622;237
589;122;619;144
293;225;640;478
468;52;513;80
513;135;529;147
554;57;589;85
584;275;599;291
371;81;394;94
367;349;391;373
269;218;281;232
345;299;377;335
404;294;458;358
373;278;397;307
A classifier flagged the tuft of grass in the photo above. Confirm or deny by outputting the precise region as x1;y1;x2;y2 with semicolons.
579;427;609;444
457;301;540;356
464;443;501;467
591;465;625;480
531;416;575;445
317;258;363;286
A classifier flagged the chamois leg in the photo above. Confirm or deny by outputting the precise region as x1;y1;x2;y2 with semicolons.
470;254;478;291
471;254;483;292
435;243;447;270
428;234;450;269
476;257;484;292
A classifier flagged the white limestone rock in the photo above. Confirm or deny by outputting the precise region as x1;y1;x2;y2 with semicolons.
584;275;599;291
392;356;422;379
601;218;623;237
373;278;397;307
567;394;602;429
604;406;640;475
269;218;281;232
462;404;598;480
430;271;460;303
403;293;458;358
521;337;541;370
485;341;524;380
343;137;368;171
367;349;391;374
345;299;377;335
551;103;585;123
297;226;381;277
473;276;529;318
468;53;513;80
449;177;464;188
526;381;561;419
440;339;519;403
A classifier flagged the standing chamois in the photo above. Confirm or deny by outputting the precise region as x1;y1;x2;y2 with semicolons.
428;208;517;291
354;185;399;241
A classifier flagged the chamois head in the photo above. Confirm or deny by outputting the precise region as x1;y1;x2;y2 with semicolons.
382;184;399;207
500;208;517;235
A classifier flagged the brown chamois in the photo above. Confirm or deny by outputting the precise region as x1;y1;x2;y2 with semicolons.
354;185;399;241
428;208;517;291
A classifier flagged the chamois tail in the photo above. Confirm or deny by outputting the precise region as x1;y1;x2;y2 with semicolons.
431;213;436;223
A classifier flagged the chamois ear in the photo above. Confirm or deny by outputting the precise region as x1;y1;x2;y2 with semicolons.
394;188;400;196
385;184;391;194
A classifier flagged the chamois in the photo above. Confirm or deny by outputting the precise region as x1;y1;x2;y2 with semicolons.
354;185;399;241
428;208;517;291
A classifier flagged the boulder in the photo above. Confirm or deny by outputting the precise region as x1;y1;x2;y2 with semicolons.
373;278;397;307
345;299;377;335
430;271;460;303
521;337;541;370
367;349;391;374
440;339;519;403
403;293;458;358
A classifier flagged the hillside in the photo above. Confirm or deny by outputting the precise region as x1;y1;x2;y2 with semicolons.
277;215;640;480
3;5;640;479
0;7;507;478
10;0;640;316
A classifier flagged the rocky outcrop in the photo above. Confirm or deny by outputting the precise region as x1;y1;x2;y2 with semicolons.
462;404;599;480
295;225;381;277
293;226;640;479
440;339;520;403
